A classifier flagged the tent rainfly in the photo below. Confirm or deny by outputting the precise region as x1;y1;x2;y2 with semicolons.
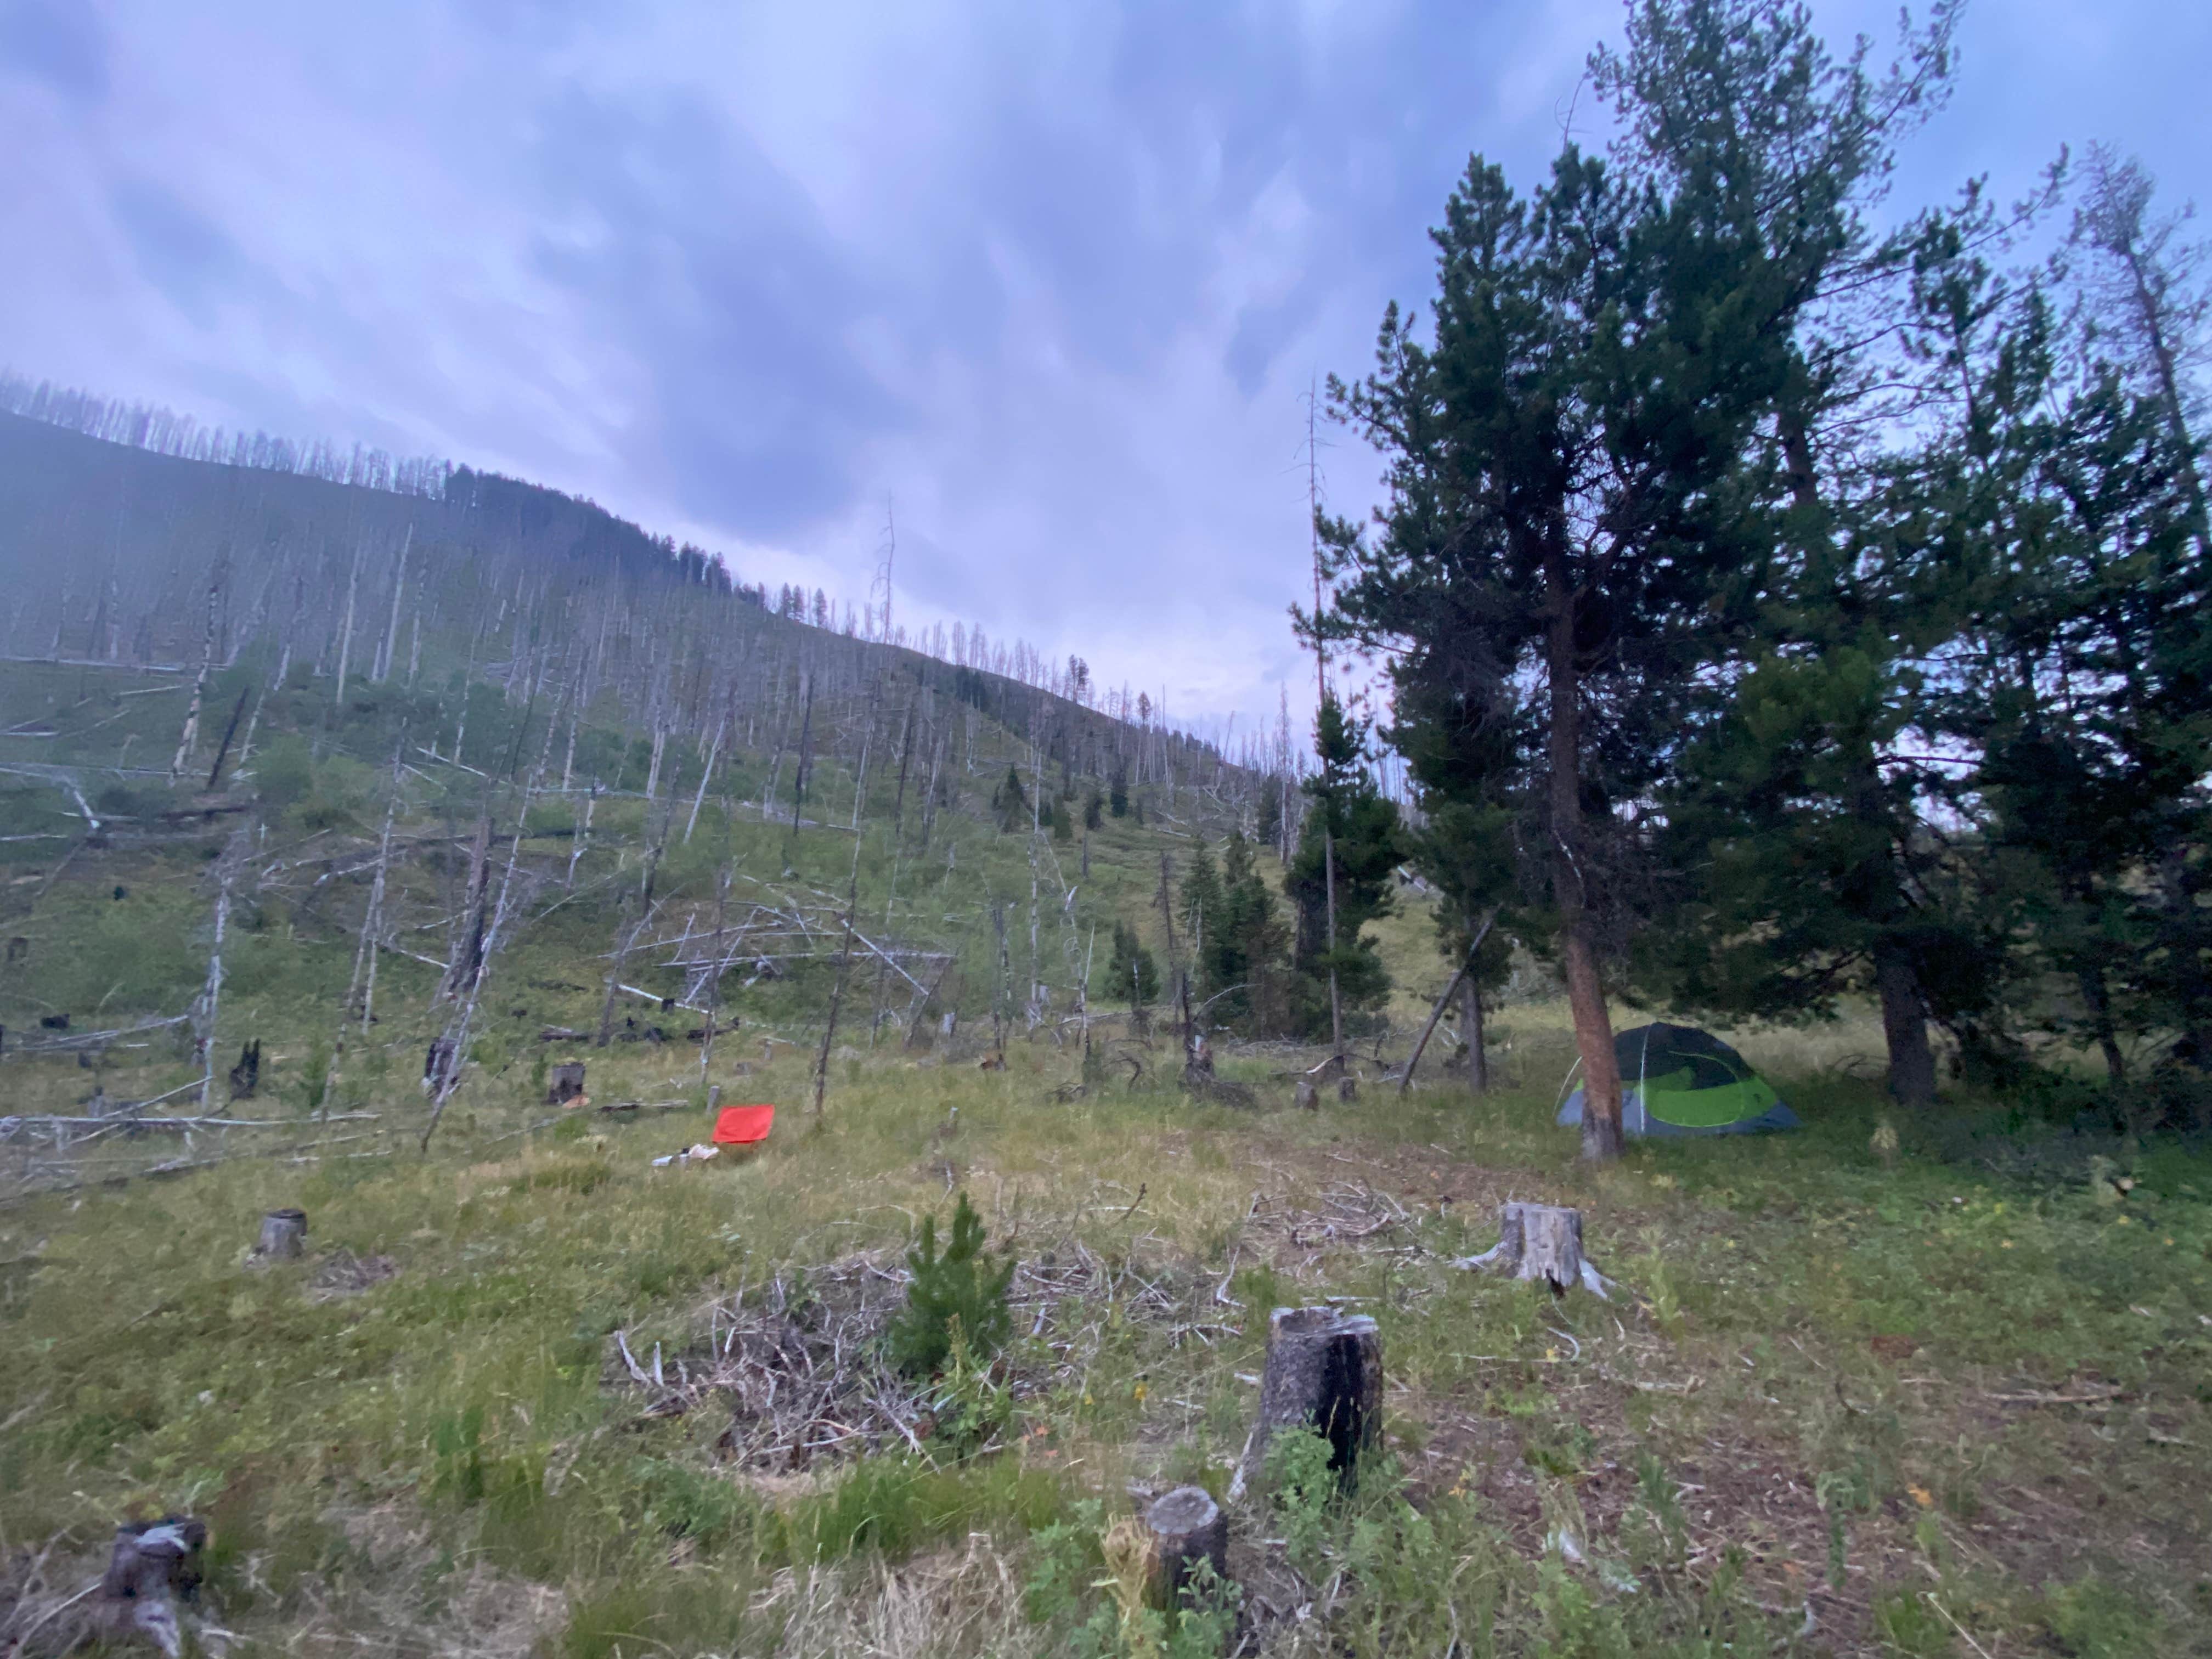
1556;1023;1799;1137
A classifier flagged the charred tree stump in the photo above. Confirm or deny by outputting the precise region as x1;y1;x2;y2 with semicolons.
93;1515;207;1658
1143;1485;1230;1611
1228;1306;1382;1501
422;1036;459;1097
256;1208;307;1260
1294;1078;1319;1110
1452;1201;1613;1297
225;1039;260;1101
1336;1074;1358;1104
548;1059;587;1105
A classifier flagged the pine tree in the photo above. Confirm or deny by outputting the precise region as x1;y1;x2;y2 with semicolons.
1107;920;1159;1011
1282;696;1400;1037
1321;0;1961;1151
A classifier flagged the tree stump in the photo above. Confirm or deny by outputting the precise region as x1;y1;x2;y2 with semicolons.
1229;1306;1383;1500
1336;1074;1358;1104
422;1037;458;1095
1295;1078;1319;1110
549;1059;587;1105
1184;1031;1215;1084
93;1515;207;1659
257;1208;307;1260
1143;1485;1230;1610
226;1039;260;1101
1452;1202;1613;1297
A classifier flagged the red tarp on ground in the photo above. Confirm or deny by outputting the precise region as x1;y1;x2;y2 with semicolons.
710;1104;775;1146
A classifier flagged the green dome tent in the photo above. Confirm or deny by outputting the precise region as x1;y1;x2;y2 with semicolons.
1556;1023;1798;1137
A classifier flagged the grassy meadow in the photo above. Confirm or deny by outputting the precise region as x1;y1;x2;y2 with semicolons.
3;989;2208;1656
2;661;2209;1658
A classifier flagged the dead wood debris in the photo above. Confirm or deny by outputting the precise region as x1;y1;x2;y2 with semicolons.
604;1241;1223;1470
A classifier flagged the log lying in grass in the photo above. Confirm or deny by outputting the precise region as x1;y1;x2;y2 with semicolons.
1143;1485;1229;1609
1229;1305;1382;1500
1452;1201;1613;1298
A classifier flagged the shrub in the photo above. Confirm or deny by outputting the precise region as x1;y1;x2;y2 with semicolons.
886;1190;1012;1378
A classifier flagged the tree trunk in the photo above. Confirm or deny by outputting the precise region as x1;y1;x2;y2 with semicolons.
1452;1201;1612;1297
1398;961;1470;1097
1230;1306;1381;1500
2079;966;2126;1085
1875;943;1937;1106
1545;557;1621;1160
1142;1486;1229;1611
1464;971;1488;1094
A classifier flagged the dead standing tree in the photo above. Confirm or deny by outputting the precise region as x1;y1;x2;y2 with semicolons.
597;802;673;1047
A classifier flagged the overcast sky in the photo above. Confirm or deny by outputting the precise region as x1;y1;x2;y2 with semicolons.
4;0;2207;737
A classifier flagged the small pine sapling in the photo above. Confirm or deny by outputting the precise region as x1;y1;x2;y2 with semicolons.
888;1190;1014;1376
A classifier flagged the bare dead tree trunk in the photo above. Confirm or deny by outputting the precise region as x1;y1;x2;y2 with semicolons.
204;686;250;791
683;715;724;843
333;538;363;707
375;526;411;682
596;809;668;1046
439;809;495;1003
1399;954;1475;1096
170;580;221;780
194;833;245;1103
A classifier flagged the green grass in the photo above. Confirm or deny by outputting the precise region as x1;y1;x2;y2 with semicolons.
2;1018;2206;1656
3;657;2209;1655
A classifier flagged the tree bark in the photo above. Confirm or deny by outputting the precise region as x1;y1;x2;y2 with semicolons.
1231;1306;1381;1499
1875;942;1937;1106
1545;557;1621;1160
1464;970;1488;1094
1453;1201;1612;1297
257;1207;307;1259
1142;1486;1229;1610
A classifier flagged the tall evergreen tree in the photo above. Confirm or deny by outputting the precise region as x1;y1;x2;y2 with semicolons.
1283;695;1400;1038
1322;0;1949;1152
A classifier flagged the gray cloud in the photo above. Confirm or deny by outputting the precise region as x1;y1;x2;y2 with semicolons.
1;0;2205;733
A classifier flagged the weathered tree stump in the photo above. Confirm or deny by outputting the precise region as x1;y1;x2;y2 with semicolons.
1452;1201;1613;1297
1183;1031;1215;1084
1143;1485;1230;1610
1229;1306;1383;1500
1336;1074;1358;1104
257;1208;307;1260
422;1037;458;1095
226;1039;260;1101
93;1515;207;1658
1295;1078;1319;1110
548;1058;587;1105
